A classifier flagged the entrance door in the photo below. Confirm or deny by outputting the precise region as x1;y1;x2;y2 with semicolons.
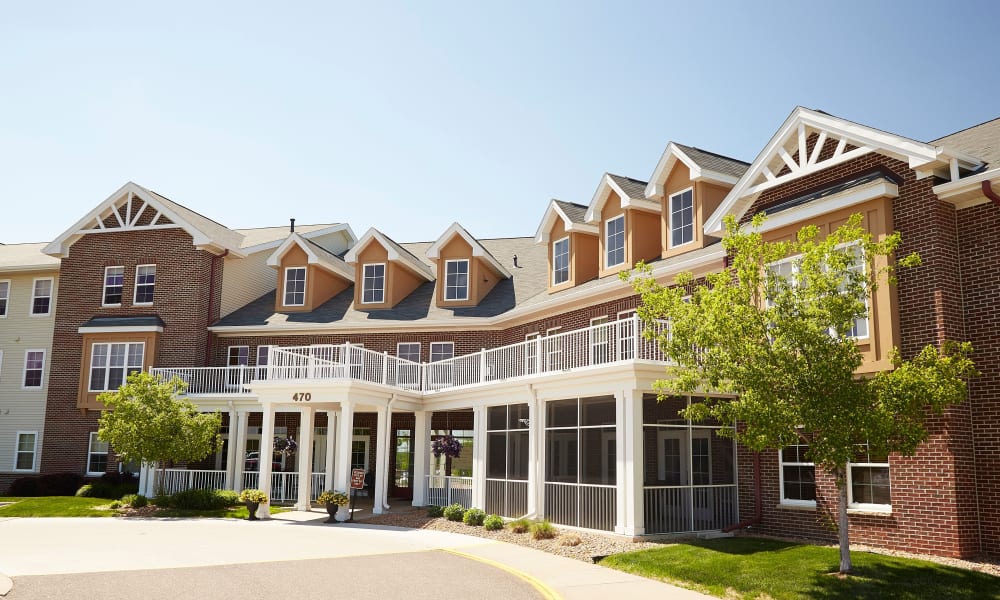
391;429;414;500
351;435;369;496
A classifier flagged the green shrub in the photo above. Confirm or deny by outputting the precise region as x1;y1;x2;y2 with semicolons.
443;503;466;522
509;517;531;533
9;472;83;497
531;519;557;540
426;505;444;518
483;514;504;531
120;494;148;508
215;490;239;507
109;500;122;509
151;494;172;507
463;508;486;526
171;488;238;510
75;484;94;497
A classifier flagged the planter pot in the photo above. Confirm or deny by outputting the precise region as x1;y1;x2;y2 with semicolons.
246;501;260;521
335;504;349;522
325;502;339;524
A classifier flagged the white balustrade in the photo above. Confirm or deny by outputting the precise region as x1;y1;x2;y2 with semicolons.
425;475;473;508
643;484;738;533
156;469;227;495
484;478;528;517
543;482;617;531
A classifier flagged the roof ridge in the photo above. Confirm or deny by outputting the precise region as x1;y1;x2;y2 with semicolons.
674;143;751;166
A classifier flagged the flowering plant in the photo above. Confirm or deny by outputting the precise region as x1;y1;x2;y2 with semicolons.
273;436;297;456
432;435;463;459
317;490;350;506
239;488;268;504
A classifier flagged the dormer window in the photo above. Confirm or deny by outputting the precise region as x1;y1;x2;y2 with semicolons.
444;259;469;301
553;237;570;285
605;215;625;268
362;263;386;304
284;267;306;306
669;189;694;247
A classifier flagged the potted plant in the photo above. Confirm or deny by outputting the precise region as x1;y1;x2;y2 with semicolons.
317;490;350;523
239;488;268;520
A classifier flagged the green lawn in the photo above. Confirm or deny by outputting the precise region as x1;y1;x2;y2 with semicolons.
0;496;116;517
600;537;1000;600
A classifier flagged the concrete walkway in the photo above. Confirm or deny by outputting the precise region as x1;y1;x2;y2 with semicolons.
0;511;710;599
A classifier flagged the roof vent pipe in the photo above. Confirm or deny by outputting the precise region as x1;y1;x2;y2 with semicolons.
290;218;296;233
513;254;519;268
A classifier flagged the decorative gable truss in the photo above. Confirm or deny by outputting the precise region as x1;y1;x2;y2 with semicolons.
705;107;984;235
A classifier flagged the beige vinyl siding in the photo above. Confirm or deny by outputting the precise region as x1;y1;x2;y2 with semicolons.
0;269;56;474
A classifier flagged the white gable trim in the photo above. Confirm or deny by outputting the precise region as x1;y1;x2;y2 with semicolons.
343;228;434;281
426;222;511;278
704;107;982;236
534;201;598;244
644;143;741;199
585;174;660;223
43;181;246;258
265;233;354;281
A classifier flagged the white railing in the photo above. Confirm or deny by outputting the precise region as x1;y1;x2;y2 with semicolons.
643;484;738;533
241;471;326;503
543;481;617;531
156;469;227;495
426;475;473;508
484;478;528;517
153;315;671;396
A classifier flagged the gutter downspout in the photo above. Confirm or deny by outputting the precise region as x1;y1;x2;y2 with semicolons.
722;451;762;532
205;250;228;365
983;180;1000;206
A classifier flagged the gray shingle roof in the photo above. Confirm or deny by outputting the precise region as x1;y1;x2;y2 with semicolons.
931;116;1000;171
81;316;166;328
553;200;588;224
137;184;245;251
761;168;902;216
607;174;648;199
674;144;750;179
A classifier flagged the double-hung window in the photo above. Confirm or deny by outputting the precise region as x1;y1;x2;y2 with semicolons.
14;432;37;471
445;259;469;301
134;265;156;305
362;264;385;304
103;266;124;306
779;444;816;505
669;188;694;247
552;237;570;285
430;342;454;362
397;342;421;362
428;342;455;387
89;342;144;392
396;342;421;388
87;432;109;475
605;215;625;268
23;350;45;389
31;278;52;315
0;280;9;316
848;444;890;510
837;244;868;339
284;267;306;306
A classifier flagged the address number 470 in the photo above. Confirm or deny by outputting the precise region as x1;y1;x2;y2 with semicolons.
292;392;312;402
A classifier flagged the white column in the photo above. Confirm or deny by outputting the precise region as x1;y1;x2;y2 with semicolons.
233;410;248;493
472;405;487;509
530;393;545;519
411;410;430;506
373;404;390;514
224;407;238;490
257;404;276;520
324;410;337;492
615;389;645;536
138;462;155;497
296;406;315;511
334;401;354;493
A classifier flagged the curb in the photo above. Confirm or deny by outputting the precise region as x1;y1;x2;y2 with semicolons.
441;548;561;600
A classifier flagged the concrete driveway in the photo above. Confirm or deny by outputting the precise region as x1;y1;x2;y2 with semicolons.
0;511;710;599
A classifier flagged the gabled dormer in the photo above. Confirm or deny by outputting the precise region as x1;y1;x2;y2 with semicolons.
584;173;661;278
644;143;748;259
266;232;354;312
534;200;599;292
343;228;434;310
425;223;510;308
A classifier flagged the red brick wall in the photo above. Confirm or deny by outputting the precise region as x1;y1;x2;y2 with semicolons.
39;229;222;476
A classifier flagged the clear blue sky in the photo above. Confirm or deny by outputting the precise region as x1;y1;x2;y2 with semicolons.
2;1;997;245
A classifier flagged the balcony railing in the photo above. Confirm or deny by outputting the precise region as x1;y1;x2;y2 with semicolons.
150;315;670;396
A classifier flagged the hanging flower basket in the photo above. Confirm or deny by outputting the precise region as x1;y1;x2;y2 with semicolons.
432;435;462;459
273;436;297;456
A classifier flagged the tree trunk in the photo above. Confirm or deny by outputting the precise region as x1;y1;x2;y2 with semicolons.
835;464;852;574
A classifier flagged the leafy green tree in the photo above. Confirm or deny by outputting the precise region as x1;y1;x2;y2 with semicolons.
97;372;222;494
625;213;976;574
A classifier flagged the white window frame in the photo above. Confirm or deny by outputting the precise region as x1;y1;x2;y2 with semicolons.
362;263;386;304
589;316;610;364
22;349;45;390
0;279;9;318
88;342;144;393
847;446;891;512
525;332;540;374
14;431;38;472
669;187;695;248
396;342;421;362
30;277;53;316
430;342;454;362
227;345;250;367
257;345;271;366
778;446;816;507
87;432;109;476
604;214;626;269
552;237;570;285
133;264;156;306
444;259;470;301
836;242;869;340
283;267;307;307
103;266;124;307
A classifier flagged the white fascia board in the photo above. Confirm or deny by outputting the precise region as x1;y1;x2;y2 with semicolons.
585;173;636;223
621;197;662;213
426;222;511;278
266;233;355;281
0;263;60;274
748;180;898;235
933;168;1000;208
693;170;741;186
533;202;561;244
78;325;164;334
